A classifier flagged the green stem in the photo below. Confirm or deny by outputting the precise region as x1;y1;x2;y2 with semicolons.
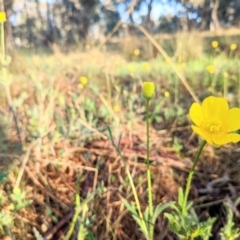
118;149;149;237
224;77;228;99
146;99;153;239
0;22;5;61
182;140;206;216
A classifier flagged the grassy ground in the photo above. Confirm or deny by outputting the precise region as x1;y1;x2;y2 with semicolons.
0;34;240;239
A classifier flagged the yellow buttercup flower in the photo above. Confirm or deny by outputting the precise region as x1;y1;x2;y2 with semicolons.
230;43;237;51
223;71;228;78
78;83;84;89
207;65;215;74
164;91;170;97
80;76;88;85
189;96;240;146
142;81;155;100
211;41;218;48
134;49;140;56
0;12;6;22
143;62;150;70
166;57;172;64
86;44;91;50
113;105;120;113
128;66;135;73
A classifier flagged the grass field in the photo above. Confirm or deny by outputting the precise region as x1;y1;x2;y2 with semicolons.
0;32;240;239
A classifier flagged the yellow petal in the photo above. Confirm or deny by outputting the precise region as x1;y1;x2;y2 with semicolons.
225;108;240;132
189;103;203;126
212;133;240;145
192;125;213;144
202;96;228;120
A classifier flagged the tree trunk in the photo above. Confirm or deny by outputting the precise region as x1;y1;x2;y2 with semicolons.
146;0;153;33
211;0;221;30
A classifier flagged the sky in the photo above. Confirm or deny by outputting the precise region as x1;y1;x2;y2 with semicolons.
117;0;183;23
10;0;184;26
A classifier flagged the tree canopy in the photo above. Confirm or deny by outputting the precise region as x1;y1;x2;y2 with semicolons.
2;0;240;48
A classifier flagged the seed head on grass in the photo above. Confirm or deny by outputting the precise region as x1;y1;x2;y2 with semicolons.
189;96;240;146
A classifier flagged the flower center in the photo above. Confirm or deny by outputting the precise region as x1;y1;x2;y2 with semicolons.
201;118;224;134
208;123;220;133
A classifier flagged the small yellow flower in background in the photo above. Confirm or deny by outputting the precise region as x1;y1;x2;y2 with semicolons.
86;44;91;50
78;83;84;89
177;63;186;71
80;76;88;85
166;57;172;64
230;43;237;51
0;12;6;22
189;96;240;146
211;40;218;48
123;90;128;96
142;81;155;100
113;105;120;113
181;62;186;68
128;65;135;73
134;49;140;56
207;65;215;74
223;71;228;78
114;59;120;65
142;62;150;70
164;91;170;97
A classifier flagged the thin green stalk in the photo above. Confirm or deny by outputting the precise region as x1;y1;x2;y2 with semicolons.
106;125;149;238
0;18;23;149
118;149;149;236
182;140;206;217
146;99;153;239
0;22;5;60
224;77;228;99
238;70;240;109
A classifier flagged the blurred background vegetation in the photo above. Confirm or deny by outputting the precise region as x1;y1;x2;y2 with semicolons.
1;0;240;239
1;0;240;52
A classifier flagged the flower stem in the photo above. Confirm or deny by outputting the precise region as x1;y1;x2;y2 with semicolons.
117;148;148;237
146;99;153;239
0;21;5;60
182;140;206;216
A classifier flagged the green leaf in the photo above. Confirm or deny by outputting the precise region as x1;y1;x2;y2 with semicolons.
106;125;116;148
32;227;44;240
143;206;149;225
117;133;122;151
123;200;148;237
152;202;174;225
178;187;184;208
123;200;138;216
0;172;7;183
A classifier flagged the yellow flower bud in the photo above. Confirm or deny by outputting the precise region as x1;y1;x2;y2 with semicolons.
143;81;155;100
230;43;237;51
223;72;228;78
0;12;6;22
207;65;215;74
113;105;120;113
164;91;170;97
80;76;88;85
134;49;140;56
211;41;218;48
86;44;91;50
